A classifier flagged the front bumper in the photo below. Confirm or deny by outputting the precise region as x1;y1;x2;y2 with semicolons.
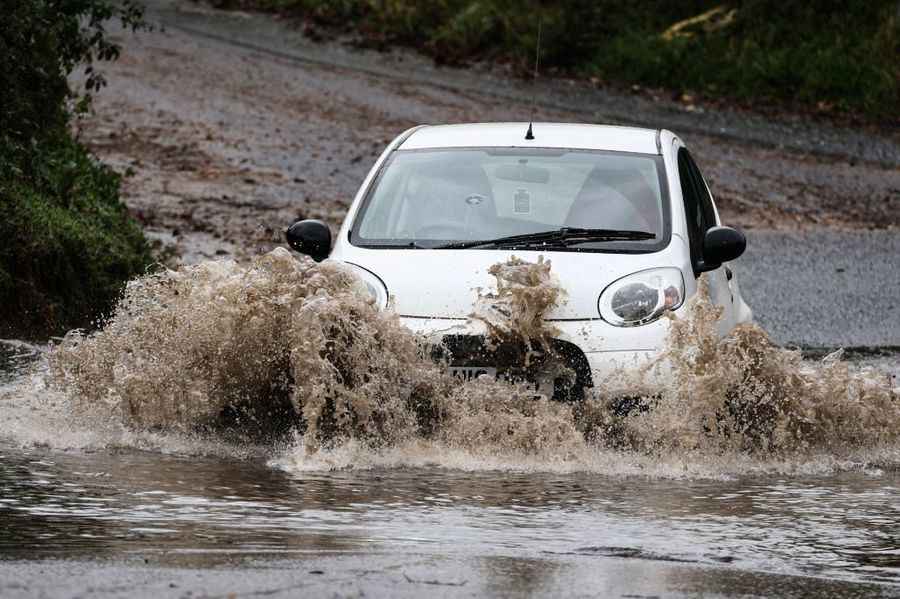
399;315;673;396
582;349;669;395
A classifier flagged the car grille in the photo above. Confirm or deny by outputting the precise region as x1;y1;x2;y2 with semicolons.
431;335;593;402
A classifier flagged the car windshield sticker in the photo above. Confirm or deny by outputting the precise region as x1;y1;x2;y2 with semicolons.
514;188;531;213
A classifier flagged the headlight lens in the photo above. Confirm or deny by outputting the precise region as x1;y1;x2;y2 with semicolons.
342;262;389;310
598;267;684;327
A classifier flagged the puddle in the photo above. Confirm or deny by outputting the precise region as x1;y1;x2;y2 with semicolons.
0;444;898;586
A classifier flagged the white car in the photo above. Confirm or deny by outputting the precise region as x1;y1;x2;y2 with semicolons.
287;122;752;400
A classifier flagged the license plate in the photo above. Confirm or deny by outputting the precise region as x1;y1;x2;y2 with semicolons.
448;366;498;381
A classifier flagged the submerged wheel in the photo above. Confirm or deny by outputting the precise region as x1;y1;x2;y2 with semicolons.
552;377;585;403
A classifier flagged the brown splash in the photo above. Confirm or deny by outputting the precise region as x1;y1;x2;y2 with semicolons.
605;278;900;454
49;251;898;463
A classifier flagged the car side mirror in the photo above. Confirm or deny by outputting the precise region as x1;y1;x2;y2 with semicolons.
697;226;746;273
285;219;332;262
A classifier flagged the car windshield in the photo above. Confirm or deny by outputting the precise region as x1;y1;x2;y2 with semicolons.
351;147;669;252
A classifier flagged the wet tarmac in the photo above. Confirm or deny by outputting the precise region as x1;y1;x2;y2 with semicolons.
739;230;900;349
2;553;896;598
1;435;899;598
156;0;900;168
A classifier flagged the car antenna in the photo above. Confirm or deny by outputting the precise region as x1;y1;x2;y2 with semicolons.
525;14;543;140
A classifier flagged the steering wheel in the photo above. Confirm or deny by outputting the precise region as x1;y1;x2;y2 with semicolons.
415;194;490;240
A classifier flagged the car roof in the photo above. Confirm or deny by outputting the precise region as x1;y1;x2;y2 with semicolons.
399;122;661;154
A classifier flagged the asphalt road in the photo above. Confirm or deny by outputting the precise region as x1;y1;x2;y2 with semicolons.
2;553;897;599
739;230;900;349
153;1;900;168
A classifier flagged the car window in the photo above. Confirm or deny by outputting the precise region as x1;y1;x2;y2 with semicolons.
685;151;717;228
353;148;670;252
677;147;717;267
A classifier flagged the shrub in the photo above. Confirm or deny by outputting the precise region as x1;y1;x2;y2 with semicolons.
0;0;153;339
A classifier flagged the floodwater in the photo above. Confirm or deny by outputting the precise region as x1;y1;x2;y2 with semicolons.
2;254;900;597
2;436;900;594
2;393;900;597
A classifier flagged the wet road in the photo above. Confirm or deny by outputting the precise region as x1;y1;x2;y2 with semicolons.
152;1;900;168
1;437;900;598
2;554;895;598
739;230;900;348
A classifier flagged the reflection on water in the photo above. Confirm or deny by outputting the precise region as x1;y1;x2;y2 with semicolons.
1;442;898;586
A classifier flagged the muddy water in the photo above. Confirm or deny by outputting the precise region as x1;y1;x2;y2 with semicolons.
2;252;900;596
2;347;900;596
1;438;899;585
43;250;900;457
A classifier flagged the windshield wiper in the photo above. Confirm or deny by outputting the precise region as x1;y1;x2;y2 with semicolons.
358;241;434;249
434;227;656;250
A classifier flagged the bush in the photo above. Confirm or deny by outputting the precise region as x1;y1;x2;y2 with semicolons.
0;135;151;338
587;0;899;116
0;0;153;339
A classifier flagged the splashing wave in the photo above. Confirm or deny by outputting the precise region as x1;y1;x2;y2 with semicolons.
7;248;894;476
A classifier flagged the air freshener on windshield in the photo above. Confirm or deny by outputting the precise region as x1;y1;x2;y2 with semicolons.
514;188;531;214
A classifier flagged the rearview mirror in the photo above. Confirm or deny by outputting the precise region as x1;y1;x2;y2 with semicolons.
697;226;746;273
285;219;332;262
494;163;550;184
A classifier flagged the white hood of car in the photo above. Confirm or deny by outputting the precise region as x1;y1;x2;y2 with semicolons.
338;247;682;320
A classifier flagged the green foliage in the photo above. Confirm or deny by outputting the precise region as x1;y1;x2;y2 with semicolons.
1;0;148;157
587;0;899;115
225;0;899;118
1;0;152;339
0;136;152;337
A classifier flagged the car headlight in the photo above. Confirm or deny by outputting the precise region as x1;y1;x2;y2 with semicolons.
598;267;684;327
342;262;389;310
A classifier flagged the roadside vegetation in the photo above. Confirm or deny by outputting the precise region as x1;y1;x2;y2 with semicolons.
210;0;900;121
1;0;153;339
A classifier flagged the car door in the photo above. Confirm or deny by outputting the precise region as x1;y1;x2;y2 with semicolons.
676;147;740;334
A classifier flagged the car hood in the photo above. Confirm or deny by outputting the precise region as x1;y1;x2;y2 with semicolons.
336;247;682;320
